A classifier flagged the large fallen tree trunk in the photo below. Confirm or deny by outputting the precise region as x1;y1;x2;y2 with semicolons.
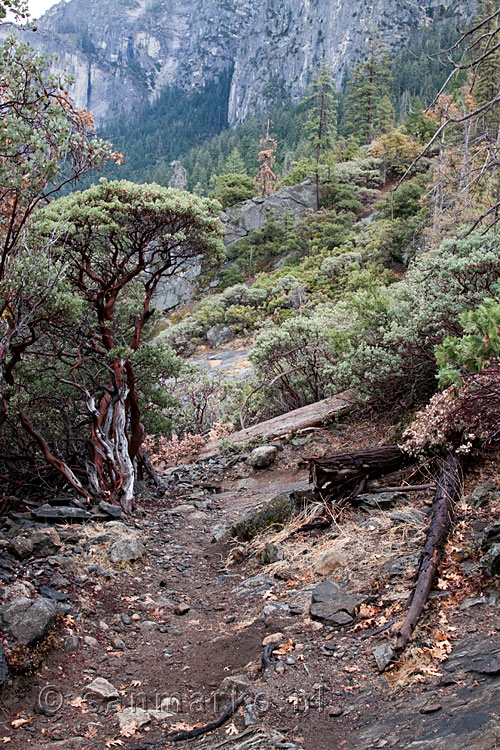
393;452;462;656
309;444;413;502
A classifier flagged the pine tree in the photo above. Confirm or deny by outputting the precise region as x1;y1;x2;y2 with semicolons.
304;61;338;207
343;33;394;144
471;0;500;137
224;147;247;174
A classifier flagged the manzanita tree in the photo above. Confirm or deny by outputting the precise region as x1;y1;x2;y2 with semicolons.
17;180;225;511
0;32;119;426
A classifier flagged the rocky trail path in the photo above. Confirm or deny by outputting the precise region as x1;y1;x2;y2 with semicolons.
2;425;500;749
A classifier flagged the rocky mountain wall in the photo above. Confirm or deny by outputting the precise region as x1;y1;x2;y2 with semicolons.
1;0;477;127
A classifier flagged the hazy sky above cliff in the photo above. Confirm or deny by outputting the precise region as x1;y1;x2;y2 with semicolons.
28;0;59;17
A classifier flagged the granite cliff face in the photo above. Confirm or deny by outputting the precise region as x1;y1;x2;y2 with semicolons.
3;0;477;127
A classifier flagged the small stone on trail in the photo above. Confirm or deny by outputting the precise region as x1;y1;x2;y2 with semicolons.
97;500;123;518
107;537;146;563
373;643;396;672
419;704;442;714
262;632;285;646
328;706;344;717
173;603;190;616
116;706;151;731
84;677;119;700
247;445;278;469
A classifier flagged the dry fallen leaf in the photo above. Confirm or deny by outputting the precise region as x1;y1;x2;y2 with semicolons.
1;738;12;744
68;697;87;708
120;721;138;738
273;639;294;656
105;740;124;748
11;718;32;729
130;680;142;687
225;722;239;736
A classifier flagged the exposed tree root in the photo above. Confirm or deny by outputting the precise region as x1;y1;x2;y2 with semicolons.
161;691;248;743
393;452;462;656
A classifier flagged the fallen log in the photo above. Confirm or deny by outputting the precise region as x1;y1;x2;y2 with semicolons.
197;391;352;460
393;452;462;656
309;444;413;502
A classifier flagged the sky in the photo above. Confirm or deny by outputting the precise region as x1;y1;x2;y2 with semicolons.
28;0;60;18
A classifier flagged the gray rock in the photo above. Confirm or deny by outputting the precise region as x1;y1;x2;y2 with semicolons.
260;542;284;564
309;580;365;625
373;643;396;672
357;491;409;512
97;501;123;518
32;505;91;523
108;537;146;563
466;481;500;509
9;536;34;559
234;575;274;599
247;445;278;469
231;489;309;541
1;596;58;645
85;677;119;700
206;324;233;348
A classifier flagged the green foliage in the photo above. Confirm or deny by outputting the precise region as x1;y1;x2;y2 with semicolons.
342;33;394;144
436;289;500;388
249;313;340;411
333;231;500;404
212;172;257;208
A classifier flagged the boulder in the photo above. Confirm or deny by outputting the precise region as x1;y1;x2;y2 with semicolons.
206;324;233;348
107;537;146;563
0;596;58;645
231;490;308;541
247;445;278;469
309;580;365;626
